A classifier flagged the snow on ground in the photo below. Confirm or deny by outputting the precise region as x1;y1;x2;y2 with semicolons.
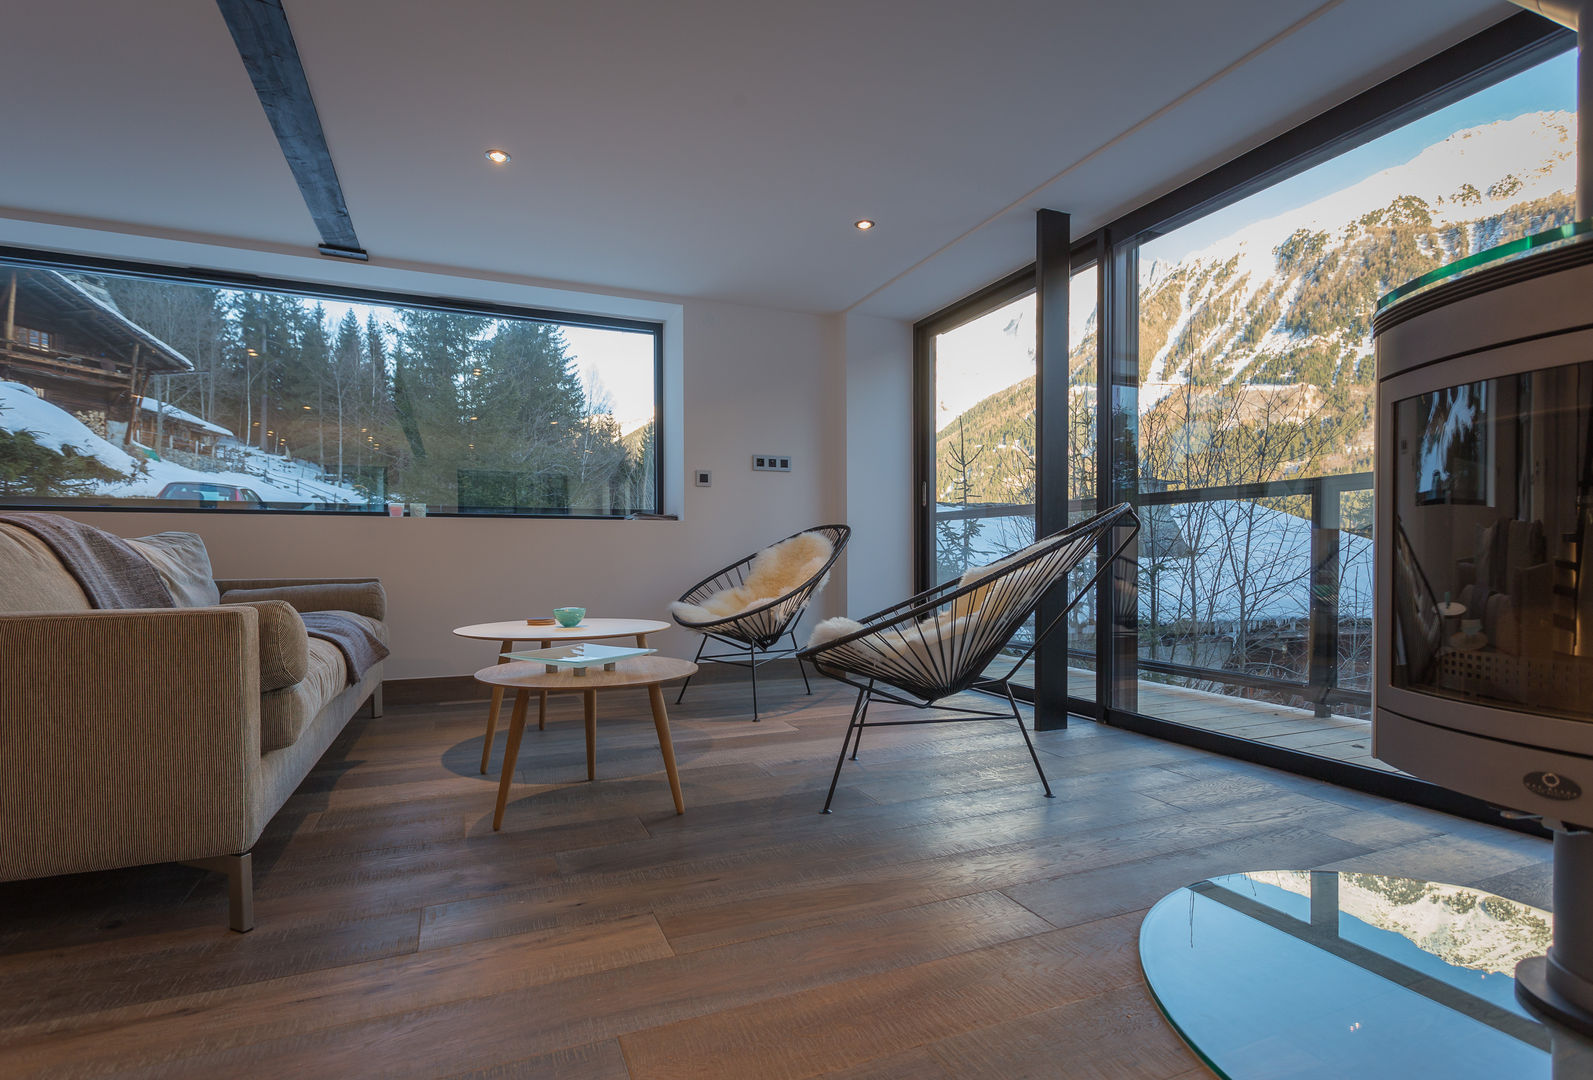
1;381;372;505
0;381;146;474
940;496;1372;629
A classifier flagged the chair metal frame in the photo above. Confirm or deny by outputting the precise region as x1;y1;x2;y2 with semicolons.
798;504;1140;812
672;524;851;720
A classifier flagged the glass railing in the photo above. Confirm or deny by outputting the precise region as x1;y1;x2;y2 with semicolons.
932;472;1375;719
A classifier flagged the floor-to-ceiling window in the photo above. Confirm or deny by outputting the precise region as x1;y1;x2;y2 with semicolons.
1118;45;1577;770
915;16;1577;811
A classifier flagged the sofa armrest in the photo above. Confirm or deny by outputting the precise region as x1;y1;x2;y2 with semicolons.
0;606;262;882
217;579;386;621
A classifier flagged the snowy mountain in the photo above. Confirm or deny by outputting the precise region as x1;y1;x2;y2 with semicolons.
1134;109;1577;437
937;110;1579;504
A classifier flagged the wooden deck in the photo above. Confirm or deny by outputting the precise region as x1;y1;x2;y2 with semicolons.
1005;662;1391;772
0;674;1543;1078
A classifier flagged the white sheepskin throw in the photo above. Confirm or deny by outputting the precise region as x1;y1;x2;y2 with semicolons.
805;616;864;649
957;548;1029;612
672;531;835;626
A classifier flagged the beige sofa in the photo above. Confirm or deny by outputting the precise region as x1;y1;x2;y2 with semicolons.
0;522;387;931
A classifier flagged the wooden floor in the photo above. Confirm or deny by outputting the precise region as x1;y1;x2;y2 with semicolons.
0;673;1552;1079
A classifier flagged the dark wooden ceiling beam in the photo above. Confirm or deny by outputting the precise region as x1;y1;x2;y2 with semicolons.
215;0;366;260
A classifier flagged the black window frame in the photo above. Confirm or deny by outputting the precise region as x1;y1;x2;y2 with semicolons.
0;244;666;520
912;10;1575;832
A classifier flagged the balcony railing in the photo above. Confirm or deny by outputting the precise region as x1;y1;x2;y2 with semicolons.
934;470;1374;717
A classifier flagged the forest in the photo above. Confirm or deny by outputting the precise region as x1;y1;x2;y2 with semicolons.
95;278;657;513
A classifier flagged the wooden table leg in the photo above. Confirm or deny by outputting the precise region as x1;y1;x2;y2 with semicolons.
492;690;532;831
635;633;648;647
647;683;685;815
479;639;516;774
584;690;597;781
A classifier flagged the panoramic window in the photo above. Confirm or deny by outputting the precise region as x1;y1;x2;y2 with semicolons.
0;260;661;515
1126;50;1576;762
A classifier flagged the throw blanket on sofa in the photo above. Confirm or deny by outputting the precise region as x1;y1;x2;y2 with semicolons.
0;513;174;609
299;611;390;687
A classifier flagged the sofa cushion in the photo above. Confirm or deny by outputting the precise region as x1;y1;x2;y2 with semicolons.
126;531;221;607
220;581;387;622
0;523;91;613
259;612;387;751
227;599;309;692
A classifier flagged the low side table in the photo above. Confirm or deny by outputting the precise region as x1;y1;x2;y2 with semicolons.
453;618;669;774
475;655;696;831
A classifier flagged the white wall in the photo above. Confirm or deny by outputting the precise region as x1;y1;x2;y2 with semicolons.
836;313;915;617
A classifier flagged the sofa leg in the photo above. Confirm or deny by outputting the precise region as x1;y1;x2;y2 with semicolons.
369;683;384;719
184;852;254;932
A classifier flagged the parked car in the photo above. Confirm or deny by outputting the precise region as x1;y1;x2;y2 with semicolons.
157;482;268;508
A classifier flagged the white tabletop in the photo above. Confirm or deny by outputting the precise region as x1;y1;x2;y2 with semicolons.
453;617;671;642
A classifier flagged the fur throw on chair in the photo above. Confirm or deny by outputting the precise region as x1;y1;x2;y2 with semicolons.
806;615;865;648
672;531;835;626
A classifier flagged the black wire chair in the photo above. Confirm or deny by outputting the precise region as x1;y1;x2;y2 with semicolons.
798;504;1139;812
672;524;852;719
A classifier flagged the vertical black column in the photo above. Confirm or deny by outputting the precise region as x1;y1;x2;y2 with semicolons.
1034;209;1071;730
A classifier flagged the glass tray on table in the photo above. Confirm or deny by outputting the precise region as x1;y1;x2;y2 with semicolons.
501;642;656;676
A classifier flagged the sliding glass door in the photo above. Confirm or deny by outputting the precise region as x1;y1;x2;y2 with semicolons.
920;267;1099;698
927;285;1038;688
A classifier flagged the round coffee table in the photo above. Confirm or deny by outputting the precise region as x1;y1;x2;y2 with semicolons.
475;655;696;831
454;618;670;774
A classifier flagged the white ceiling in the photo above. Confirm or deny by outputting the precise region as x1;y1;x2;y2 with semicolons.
0;0;1521;321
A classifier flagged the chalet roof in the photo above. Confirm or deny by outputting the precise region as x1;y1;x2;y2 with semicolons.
138;395;233;438
25;270;194;373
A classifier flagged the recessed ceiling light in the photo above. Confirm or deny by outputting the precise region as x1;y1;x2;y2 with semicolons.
484;148;511;165
854;219;876;231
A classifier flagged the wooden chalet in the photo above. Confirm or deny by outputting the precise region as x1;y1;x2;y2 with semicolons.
0;268;193;446
135;396;234;455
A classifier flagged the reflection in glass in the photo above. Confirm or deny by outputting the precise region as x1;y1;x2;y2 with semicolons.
1392;362;1593;722
1139;871;1588;1080
1415;383;1490;506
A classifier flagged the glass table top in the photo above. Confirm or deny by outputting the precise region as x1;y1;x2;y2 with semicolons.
502;643;655;668
1139;871;1593;1079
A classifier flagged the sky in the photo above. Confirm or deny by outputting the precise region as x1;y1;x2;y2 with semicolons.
934;270;1098;432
